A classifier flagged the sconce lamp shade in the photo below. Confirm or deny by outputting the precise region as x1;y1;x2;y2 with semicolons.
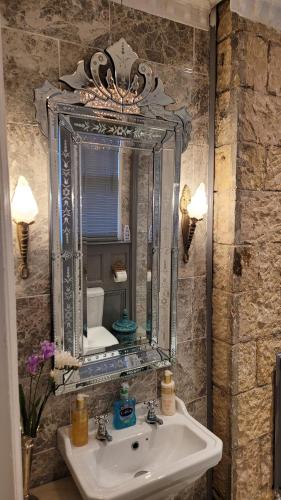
11;176;38;224
187;183;208;220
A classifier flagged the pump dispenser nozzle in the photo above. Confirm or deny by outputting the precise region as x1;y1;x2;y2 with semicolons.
164;370;173;384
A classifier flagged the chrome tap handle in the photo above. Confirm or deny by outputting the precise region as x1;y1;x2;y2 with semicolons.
95;413;112;442
144;400;163;425
144;400;158;410
95;413;109;425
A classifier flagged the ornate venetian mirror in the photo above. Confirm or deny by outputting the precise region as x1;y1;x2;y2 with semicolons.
35;38;191;393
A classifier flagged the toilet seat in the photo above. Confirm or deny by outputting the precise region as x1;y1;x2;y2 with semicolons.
83;326;119;353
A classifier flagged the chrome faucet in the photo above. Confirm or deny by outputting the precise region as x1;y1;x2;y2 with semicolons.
95;414;112;442
144;400;163;425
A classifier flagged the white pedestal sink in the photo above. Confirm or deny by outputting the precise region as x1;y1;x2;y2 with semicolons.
58;397;222;500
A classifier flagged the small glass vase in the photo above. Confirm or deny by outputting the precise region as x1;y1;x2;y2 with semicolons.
22;435;38;500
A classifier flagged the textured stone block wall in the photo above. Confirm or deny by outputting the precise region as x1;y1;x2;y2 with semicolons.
213;1;281;498
0;1;209;496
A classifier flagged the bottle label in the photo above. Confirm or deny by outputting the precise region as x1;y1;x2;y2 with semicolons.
161;396;176;415
120;406;133;419
72;412;88;424
162;387;174;395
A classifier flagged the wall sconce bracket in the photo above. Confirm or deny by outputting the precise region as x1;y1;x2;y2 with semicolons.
16;221;33;279
180;184;202;263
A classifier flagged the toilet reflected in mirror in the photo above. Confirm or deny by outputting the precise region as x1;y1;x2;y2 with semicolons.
83;287;119;354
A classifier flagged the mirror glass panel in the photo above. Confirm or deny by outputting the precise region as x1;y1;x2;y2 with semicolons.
81;136;154;354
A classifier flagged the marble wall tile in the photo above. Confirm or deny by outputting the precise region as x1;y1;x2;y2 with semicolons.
0;0;110;46
7;124;50;296
33;413;59;455
177;277;206;344
189;73;209;145
58;40;104;79
175;338;207;405
150;64;209;145
187;396;207;427
152;62;193;111
194;28;209;75
2;28;59;124
17;294;51;377
192;277;207;339
177;278;193;343
110;3;194;68
31;447;69;488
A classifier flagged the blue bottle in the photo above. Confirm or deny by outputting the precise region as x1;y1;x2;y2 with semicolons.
113;383;136;429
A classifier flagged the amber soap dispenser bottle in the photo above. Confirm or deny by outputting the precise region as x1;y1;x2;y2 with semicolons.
71;394;89;446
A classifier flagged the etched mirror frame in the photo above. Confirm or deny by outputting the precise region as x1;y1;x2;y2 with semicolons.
35;38;192;393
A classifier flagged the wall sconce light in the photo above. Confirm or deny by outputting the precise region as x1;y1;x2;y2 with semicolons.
11;176;38;279
180;182;208;263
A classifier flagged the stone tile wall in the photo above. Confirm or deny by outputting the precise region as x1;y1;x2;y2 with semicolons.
0;0;210;496
213;1;281;498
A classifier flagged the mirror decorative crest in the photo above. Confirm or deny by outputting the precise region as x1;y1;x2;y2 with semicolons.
35;38;192;394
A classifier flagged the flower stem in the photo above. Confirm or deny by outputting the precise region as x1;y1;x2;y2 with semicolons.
30;363;44;432
27;377;33;435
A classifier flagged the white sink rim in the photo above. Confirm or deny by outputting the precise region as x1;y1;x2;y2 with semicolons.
58;397;222;500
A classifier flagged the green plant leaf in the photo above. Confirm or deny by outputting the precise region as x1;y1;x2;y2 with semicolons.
35;388;52;433
19;384;28;435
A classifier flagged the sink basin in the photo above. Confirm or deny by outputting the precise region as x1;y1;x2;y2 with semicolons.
58;397;222;500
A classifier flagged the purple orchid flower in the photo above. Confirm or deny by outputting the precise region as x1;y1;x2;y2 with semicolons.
26;354;41;376
40;340;55;360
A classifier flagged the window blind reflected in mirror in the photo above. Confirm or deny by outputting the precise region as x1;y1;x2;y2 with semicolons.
81;144;121;241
